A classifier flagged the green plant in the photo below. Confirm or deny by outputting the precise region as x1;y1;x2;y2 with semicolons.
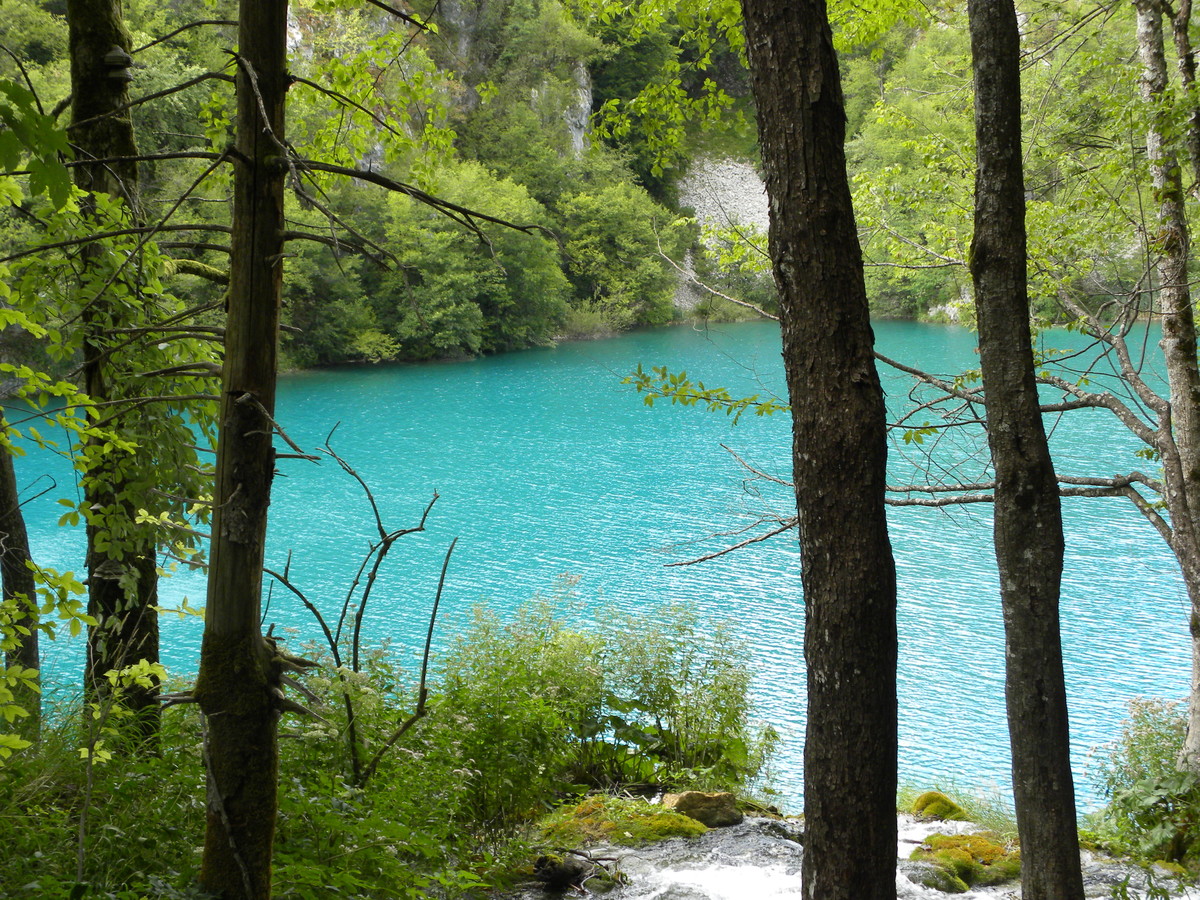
1108;772;1200;865
1090;699;1200;866
1110;867;1177;900
1095;699;1188;799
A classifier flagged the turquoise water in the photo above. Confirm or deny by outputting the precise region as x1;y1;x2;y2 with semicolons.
20;319;1190;810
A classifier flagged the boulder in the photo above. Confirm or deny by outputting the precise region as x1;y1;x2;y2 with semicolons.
662;791;744;828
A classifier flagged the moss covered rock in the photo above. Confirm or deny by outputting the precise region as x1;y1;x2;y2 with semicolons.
539;795;708;847
901;860;970;893
910;831;1021;889
662;791;744;827
911;790;968;821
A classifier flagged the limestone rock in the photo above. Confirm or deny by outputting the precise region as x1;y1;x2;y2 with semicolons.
661;791;744;828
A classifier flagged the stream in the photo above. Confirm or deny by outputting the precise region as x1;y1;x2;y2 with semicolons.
501;816;1198;900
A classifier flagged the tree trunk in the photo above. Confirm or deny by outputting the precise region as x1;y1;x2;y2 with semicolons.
966;3;1084;898
1168;1;1200;197
738;2;898;897
194;1;289;896
1132;0;1200;771
67;0;160;742
0;425;39;739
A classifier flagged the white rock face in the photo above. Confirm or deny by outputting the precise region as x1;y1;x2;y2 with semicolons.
677;158;769;234
564;62;592;157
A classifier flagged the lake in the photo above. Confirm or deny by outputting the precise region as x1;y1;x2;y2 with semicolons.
20;318;1191;811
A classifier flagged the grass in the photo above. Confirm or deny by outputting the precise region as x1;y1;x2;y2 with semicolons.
898;782;1018;841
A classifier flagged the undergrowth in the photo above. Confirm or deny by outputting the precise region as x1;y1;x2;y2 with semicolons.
1087;698;1200;871
0;599;774;898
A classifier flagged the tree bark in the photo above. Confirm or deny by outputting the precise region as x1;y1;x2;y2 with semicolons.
738;2;898;898
1132;0;1200;771
67;0;161;742
1168;0;1200;196
193;1;289;897
0;425;39;739
966;3;1084;898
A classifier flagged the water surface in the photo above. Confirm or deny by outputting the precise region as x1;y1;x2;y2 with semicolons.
22;319;1190;810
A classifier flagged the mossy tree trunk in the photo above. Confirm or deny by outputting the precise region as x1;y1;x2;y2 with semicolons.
966;3;1084;898
0;420;39;739
194;1;289;897
739;2;899;897
67;0;161;743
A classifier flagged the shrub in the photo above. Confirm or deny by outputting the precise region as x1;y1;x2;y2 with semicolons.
1092;699;1200;866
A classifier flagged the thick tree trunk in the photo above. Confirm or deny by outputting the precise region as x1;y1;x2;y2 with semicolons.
194;2;289;897
0;427;39;739
739;2;898;898
1132;0;1200;771
966;4;1084;898
67;0;160;741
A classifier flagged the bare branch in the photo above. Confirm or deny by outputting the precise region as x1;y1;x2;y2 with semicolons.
232;393;320;461
361;0;433;30
0;223;231;265
67;73;235;132
885;492;995;507
295;159;554;241
133;20;237;55
360;537;458;786
665;519;798;567
265;560;340;668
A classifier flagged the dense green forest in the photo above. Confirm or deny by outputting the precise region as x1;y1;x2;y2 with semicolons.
6;1;1200;898
0;1;1169;367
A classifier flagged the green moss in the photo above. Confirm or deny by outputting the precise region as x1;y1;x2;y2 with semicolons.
911;864;969;893
911;789;968;821
539;795;708;846
911;832;1020;888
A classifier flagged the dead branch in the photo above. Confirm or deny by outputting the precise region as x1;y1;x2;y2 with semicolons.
133;20;237;55
665;519;798;567
361;0;433;30
295;159;554;242
67;73;235;132
360;537;457;786
0;223;232;265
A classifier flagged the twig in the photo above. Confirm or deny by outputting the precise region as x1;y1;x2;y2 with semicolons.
360;537;457;785
665;519;797;567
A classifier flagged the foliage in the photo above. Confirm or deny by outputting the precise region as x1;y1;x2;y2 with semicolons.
372;161;571;358
624;363;788;423
1095;699;1190;800
406;597;776;830
0;588;773;897
559;182;686;329
1090;700;1200;867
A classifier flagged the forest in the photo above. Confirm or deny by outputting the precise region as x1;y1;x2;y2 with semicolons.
3;1;1200;899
